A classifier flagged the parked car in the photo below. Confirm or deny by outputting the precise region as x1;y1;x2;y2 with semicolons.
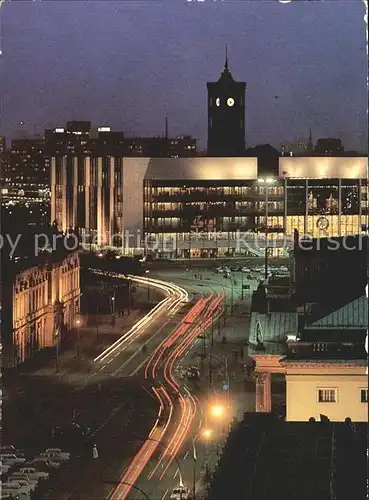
1;445;17;453
2;482;31;499
34;451;69;463
1;448;25;459
19;467;49;481
44;448;70;459
9;473;38;487
44;459;61;469
1;454;26;465
1;463;12;474
7;477;37;492
32;455;62;468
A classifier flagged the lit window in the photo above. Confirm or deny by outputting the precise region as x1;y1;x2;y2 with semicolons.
360;389;368;403
318;388;337;403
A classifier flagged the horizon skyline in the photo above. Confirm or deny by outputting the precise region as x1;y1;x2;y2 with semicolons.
3;119;367;154
1;1;367;152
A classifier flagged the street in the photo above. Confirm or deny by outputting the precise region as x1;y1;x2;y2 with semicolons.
3;260;285;500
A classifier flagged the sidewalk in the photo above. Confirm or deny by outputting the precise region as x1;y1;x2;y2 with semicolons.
33;310;145;379
3;306;152;401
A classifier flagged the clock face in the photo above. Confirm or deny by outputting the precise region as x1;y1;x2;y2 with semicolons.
227;97;235;107
215;98;220;107
316;217;329;231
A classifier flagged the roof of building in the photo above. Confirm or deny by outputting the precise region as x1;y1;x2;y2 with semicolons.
205;415;367;500
279;156;367;178
249;312;298;344
142;157;258;180
306;295;368;329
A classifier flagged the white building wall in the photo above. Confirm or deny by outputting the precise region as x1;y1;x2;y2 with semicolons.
122;158;150;247
279;157;367;179
286;370;368;422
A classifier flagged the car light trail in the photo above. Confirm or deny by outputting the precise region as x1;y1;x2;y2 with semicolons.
109;291;224;500
151;295;225;479
92;271;188;365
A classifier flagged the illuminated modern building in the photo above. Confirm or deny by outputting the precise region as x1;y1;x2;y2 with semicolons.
51;156;368;256
1;248;80;368
143;156;368;257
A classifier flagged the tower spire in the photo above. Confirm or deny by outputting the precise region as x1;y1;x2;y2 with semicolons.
224;44;228;71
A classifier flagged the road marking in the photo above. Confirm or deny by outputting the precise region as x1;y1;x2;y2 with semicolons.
173;468;179;479
183;450;189;460
162;489;169;500
112;316;176;376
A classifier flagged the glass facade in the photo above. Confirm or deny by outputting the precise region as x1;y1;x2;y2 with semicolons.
144;178;369;257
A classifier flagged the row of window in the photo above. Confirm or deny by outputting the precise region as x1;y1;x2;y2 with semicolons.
317;388;368;403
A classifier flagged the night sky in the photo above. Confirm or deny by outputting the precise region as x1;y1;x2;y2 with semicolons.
1;0;367;152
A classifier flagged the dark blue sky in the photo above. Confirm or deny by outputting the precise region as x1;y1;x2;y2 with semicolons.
1;0;367;151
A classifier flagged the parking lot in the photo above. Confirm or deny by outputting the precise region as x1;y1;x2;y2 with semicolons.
2;376;158;499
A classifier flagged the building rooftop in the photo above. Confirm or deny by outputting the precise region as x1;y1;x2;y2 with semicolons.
279;156;367;178
249;311;298;345
205;414;367;500
306;295;368;330
143;157;258;180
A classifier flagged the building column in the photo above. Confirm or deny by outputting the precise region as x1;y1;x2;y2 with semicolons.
255;372;272;412
264;372;272;412
304;179;308;236
338;178;342;236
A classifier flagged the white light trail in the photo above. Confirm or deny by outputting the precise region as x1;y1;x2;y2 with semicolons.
92;270;188;364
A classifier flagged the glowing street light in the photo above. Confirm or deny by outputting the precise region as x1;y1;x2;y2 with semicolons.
210;404;225;419
201;428;213;440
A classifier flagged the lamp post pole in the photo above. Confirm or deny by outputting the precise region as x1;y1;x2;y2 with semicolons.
76;319;80;358
55;329;60;373
145;270;150;302
209;317;214;386
192;437;197;500
230;276;234;312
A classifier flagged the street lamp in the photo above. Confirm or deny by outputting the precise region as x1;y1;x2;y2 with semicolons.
76;319;81;358
192;436;198;500
201;428;213;440
257;177;276;280
55;329;60;373
145;269;150;302
111;293;116;315
209;404;225;419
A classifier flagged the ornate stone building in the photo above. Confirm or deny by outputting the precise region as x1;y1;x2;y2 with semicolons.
2;250;80;367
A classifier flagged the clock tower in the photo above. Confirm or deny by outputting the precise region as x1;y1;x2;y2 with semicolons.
207;48;246;156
